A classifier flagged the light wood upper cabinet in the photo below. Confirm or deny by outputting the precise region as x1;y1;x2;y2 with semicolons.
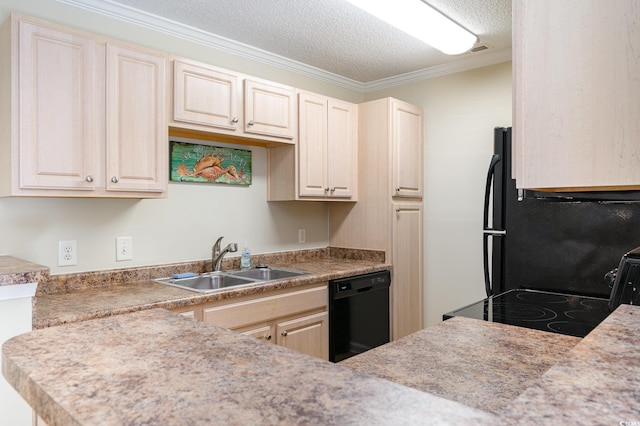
0;14;167;198
173;58;240;131
298;92;328;197
327;98;358;199
392;99;423;198
106;44;167;194
513;0;640;191
244;78;296;139
270;91;356;201
169;59;295;146
11;19;97;192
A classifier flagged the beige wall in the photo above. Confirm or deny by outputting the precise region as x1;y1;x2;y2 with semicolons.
0;0;512;328
367;62;513;326
0;0;362;275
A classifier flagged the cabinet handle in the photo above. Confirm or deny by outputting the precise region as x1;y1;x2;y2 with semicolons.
85;175;94;183
111;176;119;183
248;120;255;127
395;188;400;192
324;187;330;192
281;331;288;337
231;117;238;124
265;334;272;341
330;188;336;193
396;208;401;213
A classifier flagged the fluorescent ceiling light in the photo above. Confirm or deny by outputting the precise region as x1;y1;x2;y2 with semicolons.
346;0;477;55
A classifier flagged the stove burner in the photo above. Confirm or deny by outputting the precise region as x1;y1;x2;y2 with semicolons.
489;302;557;322
515;291;569;304
547;321;593;337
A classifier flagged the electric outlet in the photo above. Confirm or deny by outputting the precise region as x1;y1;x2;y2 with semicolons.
58;240;77;266
116;236;133;262
298;228;306;244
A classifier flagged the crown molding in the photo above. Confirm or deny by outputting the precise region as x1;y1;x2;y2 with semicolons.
55;0;511;93
364;47;513;92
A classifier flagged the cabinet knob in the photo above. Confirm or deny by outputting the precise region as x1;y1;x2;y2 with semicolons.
324;187;330;192
231;117;238;124
85;175;94;183
330;187;336;193
395;188;400;192
248;120;255;127
265;334;272;341
281;331;288;337
111;176;119;183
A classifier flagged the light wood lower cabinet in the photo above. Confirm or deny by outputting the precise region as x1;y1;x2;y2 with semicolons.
172;283;328;360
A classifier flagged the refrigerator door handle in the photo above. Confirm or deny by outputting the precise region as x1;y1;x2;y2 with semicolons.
483;154;502;297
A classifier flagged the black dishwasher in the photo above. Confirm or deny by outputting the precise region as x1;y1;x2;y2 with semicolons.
329;270;391;362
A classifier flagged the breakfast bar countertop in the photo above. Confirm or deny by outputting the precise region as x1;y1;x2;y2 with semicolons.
3;304;640;424
341;315;581;414
2;308;498;426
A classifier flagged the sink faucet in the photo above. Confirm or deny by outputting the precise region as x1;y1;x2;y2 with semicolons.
212;237;238;271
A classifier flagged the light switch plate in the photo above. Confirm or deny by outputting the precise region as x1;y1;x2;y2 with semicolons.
116;237;133;261
298;228;306;244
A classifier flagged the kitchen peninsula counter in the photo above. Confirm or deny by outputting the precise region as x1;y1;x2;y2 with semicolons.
4;305;640;424
3;308;497;425
341;315;581;414
34;253;389;329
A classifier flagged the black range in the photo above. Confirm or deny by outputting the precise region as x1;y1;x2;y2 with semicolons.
443;289;611;338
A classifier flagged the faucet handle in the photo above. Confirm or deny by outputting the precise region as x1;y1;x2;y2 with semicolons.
213;236;224;255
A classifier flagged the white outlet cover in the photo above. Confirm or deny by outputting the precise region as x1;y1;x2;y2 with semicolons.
58;240;77;266
298;228;306;244
116;237;133;261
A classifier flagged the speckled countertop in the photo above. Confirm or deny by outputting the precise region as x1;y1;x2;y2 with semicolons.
341;316;581;414
0;256;49;286
34;251;390;329
501;304;640;425
2;308;498;426
4;303;640;424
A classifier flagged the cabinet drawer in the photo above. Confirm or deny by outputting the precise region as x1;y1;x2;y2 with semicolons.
203;285;327;329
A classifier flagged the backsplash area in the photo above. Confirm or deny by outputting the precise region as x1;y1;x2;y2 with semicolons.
35;248;385;295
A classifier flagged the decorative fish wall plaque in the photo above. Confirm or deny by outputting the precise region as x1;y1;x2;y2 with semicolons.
169;141;252;186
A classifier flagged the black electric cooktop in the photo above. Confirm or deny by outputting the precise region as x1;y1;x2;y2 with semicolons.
443;289;612;338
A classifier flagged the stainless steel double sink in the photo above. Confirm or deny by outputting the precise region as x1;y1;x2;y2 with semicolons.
153;267;310;293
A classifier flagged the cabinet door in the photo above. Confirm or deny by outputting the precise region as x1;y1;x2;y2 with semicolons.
327;99;357;199
237;323;276;344
17;20;96;191
298;92;328;197
105;43;167;193
244;79;295;139
391;100;423;198
513;0;640;190
173;59;240;130
392;202;423;340
276;311;328;360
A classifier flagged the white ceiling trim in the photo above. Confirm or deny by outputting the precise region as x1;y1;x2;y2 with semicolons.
55;0;511;93
365;47;512;92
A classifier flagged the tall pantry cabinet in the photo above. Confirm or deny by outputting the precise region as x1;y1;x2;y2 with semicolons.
330;98;424;340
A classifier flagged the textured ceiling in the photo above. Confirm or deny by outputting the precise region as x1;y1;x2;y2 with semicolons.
65;0;512;86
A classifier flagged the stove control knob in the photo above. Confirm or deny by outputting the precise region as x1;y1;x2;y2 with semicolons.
604;268;618;288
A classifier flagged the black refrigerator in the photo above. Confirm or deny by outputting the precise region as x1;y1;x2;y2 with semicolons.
444;127;640;337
